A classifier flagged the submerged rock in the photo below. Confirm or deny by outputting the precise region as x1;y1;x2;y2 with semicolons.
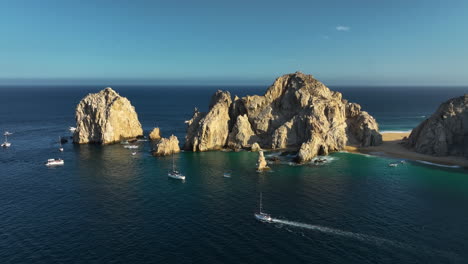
257;151;270;171
73;87;143;144
184;72;382;162
149;127;161;141
153;135;181;156
406;94;468;157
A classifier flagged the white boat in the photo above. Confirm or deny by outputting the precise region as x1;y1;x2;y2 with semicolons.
2;132;11;148
254;192;272;222
69;127;76;132
168;154;185;180
388;163;398;167
223;172;231;178
58;136;64;152
120;140;129;145
131;152;137;156
3;131;12;136
45;158;64;166
123;145;138;149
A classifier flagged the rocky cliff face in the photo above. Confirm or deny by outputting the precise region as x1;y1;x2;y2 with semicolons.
406;94;468;157
153;135;181;156
73;87;143;144
184;72;382;162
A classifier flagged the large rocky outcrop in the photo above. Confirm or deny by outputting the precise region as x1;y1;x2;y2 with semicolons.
184;91;232;151
257;151;269;171
406;94;468;157
184;72;382;163
153;135;181;156
73;87;143;144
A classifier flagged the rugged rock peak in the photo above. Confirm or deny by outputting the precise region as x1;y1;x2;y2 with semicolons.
73;87;143;144
257;151;269;171
153;135;181;156
184;90;232;151
406;94;468;157
149;127;161;141
184;73;382;162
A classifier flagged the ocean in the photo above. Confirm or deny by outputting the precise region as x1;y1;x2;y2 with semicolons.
0;85;467;263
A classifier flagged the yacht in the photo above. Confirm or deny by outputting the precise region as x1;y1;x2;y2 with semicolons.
1;132;11;148
254;193;272;222
45;158;64;166
168;154;185;180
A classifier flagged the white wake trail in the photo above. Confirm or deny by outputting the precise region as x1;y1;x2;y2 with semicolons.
270;217;459;260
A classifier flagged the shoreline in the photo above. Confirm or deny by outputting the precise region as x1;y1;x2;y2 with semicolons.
345;132;468;169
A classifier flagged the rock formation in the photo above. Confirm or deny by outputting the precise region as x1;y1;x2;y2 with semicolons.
257;151;269;171
153;135;181;156
184;72;382;162
406;94;468;157
251;142;261;152
73;87;143;144
149;127;161;141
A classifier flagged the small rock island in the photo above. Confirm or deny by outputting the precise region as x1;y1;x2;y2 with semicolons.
73;87;143;144
406;94;468;157
184;72;382;162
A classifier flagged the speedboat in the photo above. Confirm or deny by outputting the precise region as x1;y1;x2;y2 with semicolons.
254;193;272;222
45;158;64;166
388;163;398;167
4;131;12;136
58;136;64;152
69;127;76;132
131;152;137;156
123;145;138;149
223;172;231;178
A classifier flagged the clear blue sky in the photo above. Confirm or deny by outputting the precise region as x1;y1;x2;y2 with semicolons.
1;0;467;85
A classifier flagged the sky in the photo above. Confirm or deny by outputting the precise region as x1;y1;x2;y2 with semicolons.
1;0;468;86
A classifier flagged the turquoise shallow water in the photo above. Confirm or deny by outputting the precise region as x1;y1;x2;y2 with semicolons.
0;86;467;263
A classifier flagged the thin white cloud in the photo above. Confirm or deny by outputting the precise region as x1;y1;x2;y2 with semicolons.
336;25;350;31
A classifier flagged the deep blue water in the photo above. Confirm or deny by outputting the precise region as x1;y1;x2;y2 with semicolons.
0;85;467;263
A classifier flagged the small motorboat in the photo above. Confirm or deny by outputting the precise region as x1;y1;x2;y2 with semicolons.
123;145;138;149
223;172;231;178
4;131;13;136
69;127;76;132
388;163;398;167
131;152;137;156
254;193;272;222
45;158;64;166
120;140;129;145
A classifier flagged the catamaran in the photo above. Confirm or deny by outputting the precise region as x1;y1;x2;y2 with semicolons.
254;192;272;222
1;132;11;148
168;154;185;180
58;136;64;152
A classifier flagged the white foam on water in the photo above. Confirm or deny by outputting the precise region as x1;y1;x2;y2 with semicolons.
268;217;459;260
415;160;461;169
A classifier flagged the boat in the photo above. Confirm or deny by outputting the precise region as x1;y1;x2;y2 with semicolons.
69;127;76;132
3;131;12;136
168;154;185;180
223;172;231;178
120;140;129;145
45;158;64;166
254;192;272;222
131;152;137;156
1;132;11;148
58;136;64;152
123;145;138;149
388;163;398;167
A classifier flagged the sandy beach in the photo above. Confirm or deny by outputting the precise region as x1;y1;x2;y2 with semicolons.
346;132;468;168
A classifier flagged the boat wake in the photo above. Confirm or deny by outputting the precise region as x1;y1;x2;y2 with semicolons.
268;217;459;260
